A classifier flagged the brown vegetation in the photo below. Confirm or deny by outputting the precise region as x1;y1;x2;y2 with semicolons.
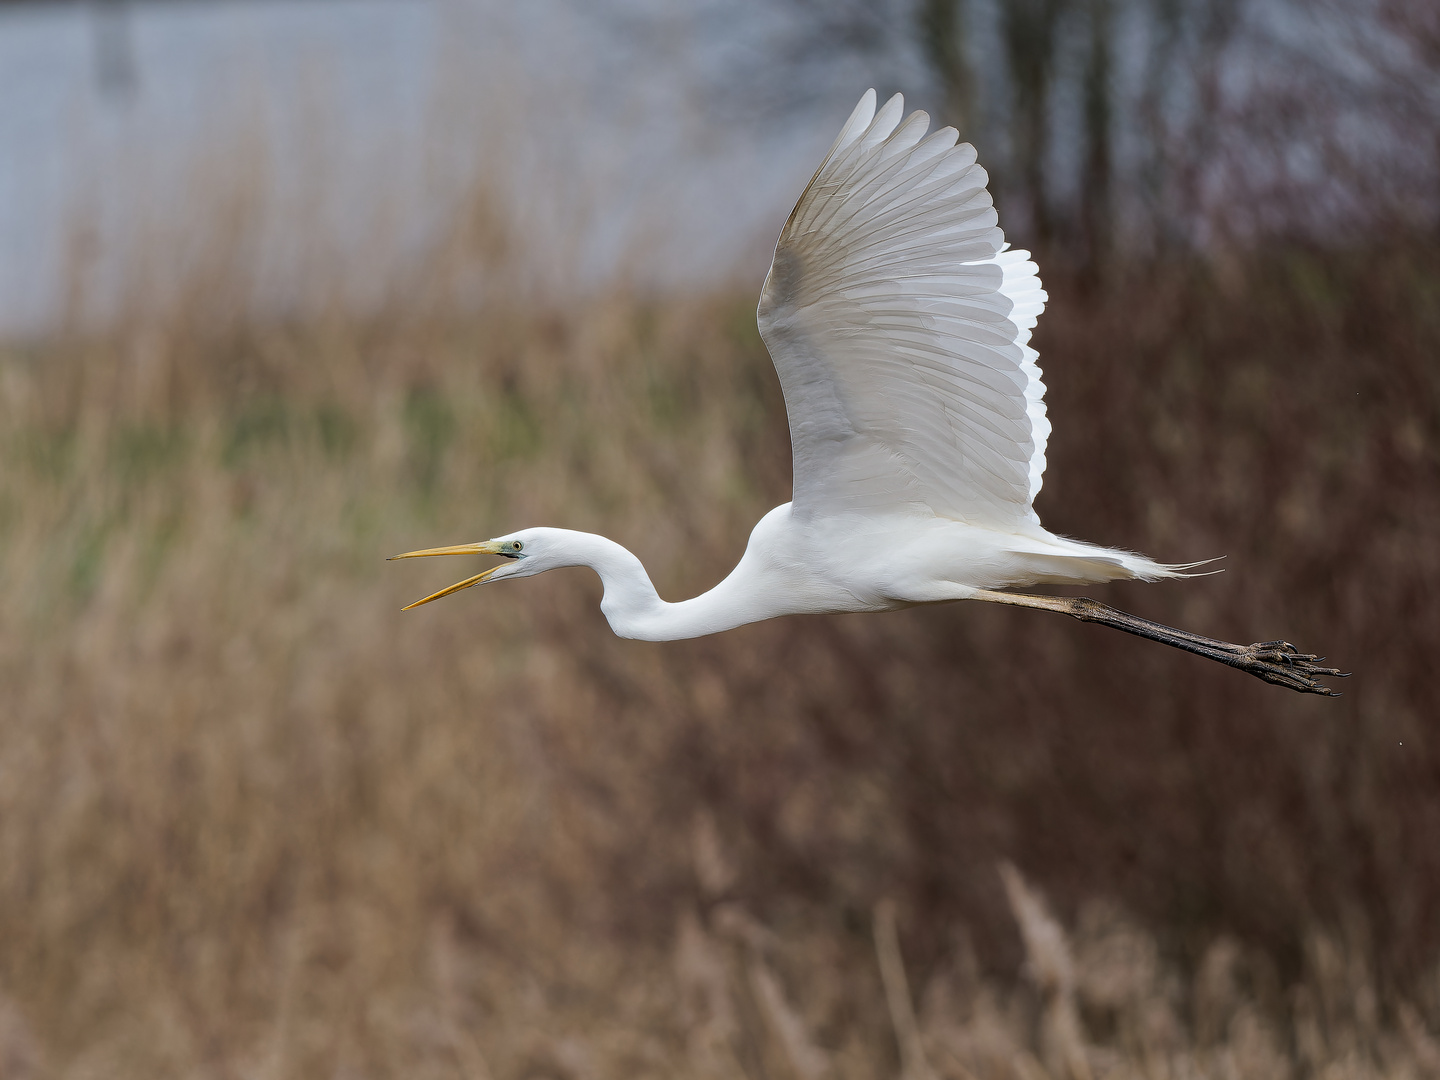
0;234;1437;1075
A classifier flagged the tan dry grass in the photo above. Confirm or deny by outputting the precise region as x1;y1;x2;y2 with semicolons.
0;296;784;1075
1;241;1439;1074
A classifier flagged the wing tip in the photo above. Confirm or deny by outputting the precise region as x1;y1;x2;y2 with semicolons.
836;89;878;153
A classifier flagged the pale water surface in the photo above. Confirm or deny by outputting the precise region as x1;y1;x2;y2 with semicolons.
0;0;875;336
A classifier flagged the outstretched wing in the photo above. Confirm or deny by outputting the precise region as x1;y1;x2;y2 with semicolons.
758;90;1050;528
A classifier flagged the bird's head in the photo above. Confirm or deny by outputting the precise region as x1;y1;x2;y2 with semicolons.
387;529;556;609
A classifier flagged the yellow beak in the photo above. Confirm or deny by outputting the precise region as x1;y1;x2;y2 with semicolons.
387;540;506;610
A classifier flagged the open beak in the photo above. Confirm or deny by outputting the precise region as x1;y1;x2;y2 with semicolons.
387;540;509;610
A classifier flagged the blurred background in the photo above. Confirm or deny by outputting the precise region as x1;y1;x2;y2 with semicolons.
0;0;1437;1075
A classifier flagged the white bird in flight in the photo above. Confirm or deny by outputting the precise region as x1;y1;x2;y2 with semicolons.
391;90;1342;695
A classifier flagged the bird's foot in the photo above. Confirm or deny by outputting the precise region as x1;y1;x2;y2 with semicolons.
1223;640;1349;695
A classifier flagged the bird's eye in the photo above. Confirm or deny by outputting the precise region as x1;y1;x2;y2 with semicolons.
512;541;523;552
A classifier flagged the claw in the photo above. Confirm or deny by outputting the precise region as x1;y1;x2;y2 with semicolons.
1232;641;1350;696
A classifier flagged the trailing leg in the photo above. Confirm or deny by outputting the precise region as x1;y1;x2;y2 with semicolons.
970;590;1347;696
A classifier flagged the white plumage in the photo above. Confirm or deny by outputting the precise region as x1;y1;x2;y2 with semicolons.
390;91;1343;695
761;89;1050;527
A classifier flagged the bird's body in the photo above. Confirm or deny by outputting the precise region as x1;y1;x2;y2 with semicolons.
391;90;1343;694
567;507;1174;643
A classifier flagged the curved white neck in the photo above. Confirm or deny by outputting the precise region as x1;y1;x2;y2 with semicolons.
547;528;792;641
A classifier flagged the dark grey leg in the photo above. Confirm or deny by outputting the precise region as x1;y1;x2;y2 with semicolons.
971;590;1347;696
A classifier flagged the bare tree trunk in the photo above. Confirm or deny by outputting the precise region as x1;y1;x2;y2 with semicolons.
919;0;975;137
1080;0;1113;282
1171;0;1242;246
1003;0;1066;247
1135;0;1183;257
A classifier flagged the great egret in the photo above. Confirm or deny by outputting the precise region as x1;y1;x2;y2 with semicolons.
391;90;1343;695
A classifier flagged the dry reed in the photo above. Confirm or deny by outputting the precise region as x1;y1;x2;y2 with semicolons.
0;178;1437;1074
